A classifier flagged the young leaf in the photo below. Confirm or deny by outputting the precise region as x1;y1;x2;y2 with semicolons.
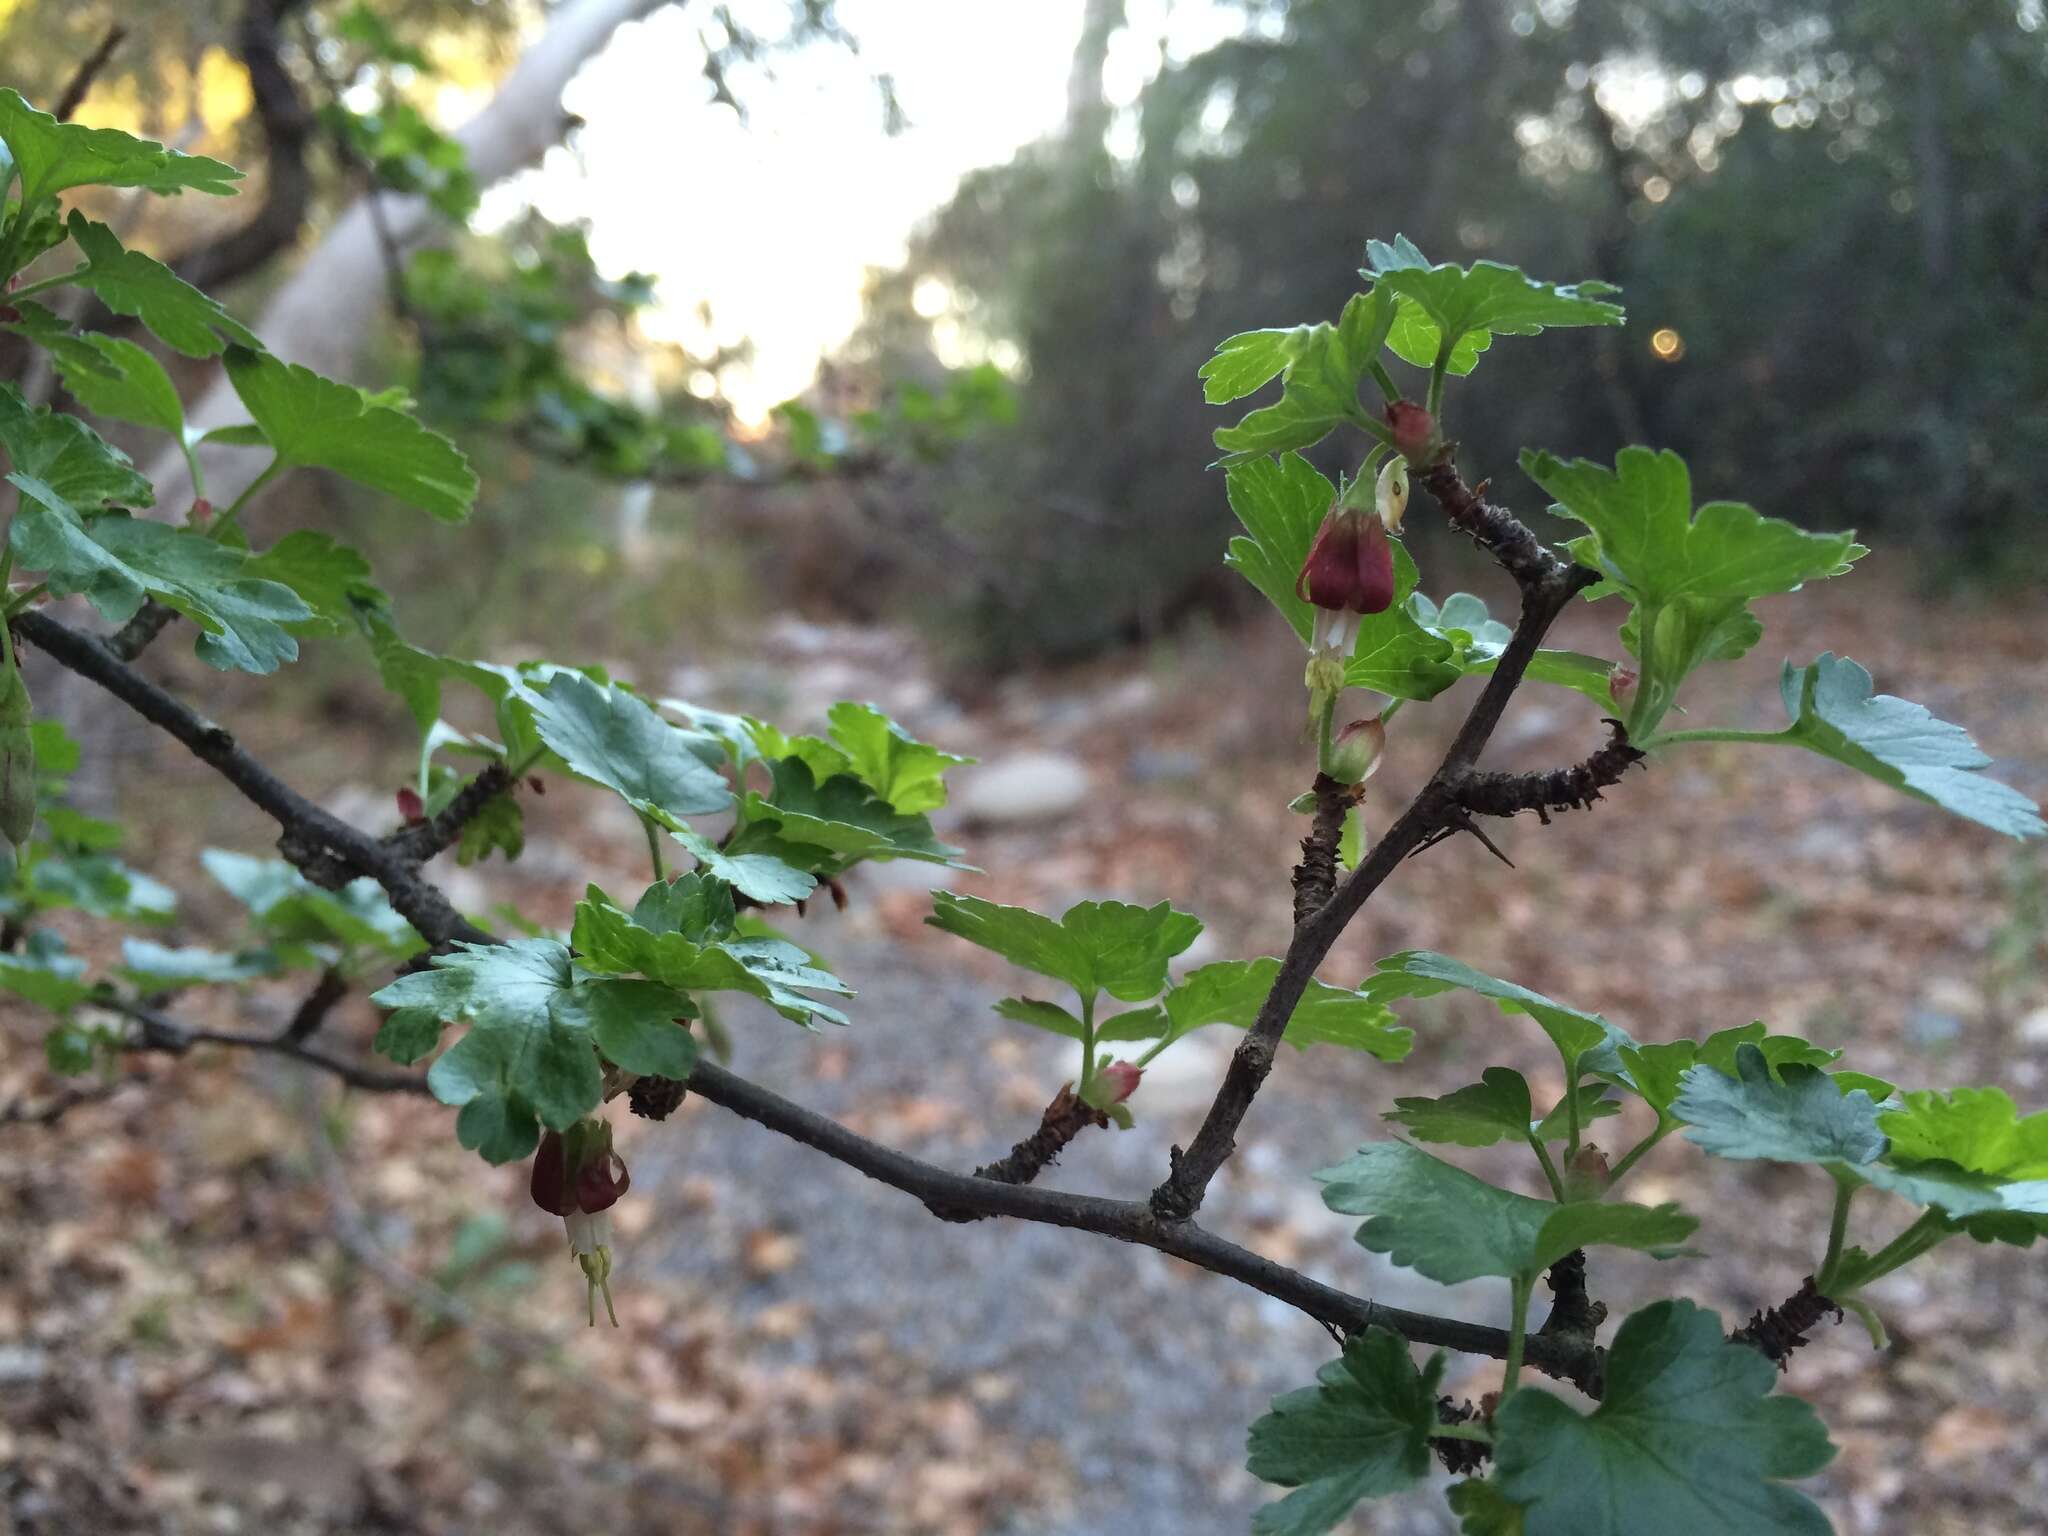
926;892;1201;1006
0;89;242;204
824;701;972;814
1491;1299;1835;1536
1532;1084;1622;1143
1525;447;1857;609
11;314;186;439
1363;952;1636;1080
1385;1067;1533;1147
1672;1044;1887;1166
1200;325;1314;405
222;347;479;522
1211;290;1395;458
0;935;95;1009
992;995;1089;1040
63;215;262;357
203;849;420;960
1315;1141;1696;1284
118;939;276;988
1363;236;1623;374
1410;590;1618;710
1775;654;2044;840
666;825;817;906
1117;957;1412;1058
1245;1329;1443;1536
10;486;311;673
1221;452;1457;698
1878;1087;2048;1178
1691;1022;1840;1078
0;382;153;507
734;759;968;873
242;531;391;633
571;884;851;1028
531;672;734;821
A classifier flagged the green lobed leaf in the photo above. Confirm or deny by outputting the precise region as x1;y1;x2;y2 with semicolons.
571;883;852;1028
372;939;632;1148
1491;1299;1835;1536
242;531;391;634
1532;1084;1622;1144
0;381;153;507
733;758;968;874
1364;236;1622;375
824;701;972;814
1200;325;1313;405
118;938;277;988
1363;951;1636;1081
62;214;261;357
202;848;420;960
0;89;242;203
1211;290;1395;458
1447;1479;1525;1536
8;312;186;439
531;671;734;821
1315;1141;1696;1284
1098;957;1411;1059
222;347;478;522
1673;1043;1887;1166
992;995;1088;1040
10;484;311;672
1879;1087;2048;1178
925;892;1200;1006
1775;654;2044;840
546;976;699;1078
1527;447;1855;609
0;933;95;1009
1385;1067;1533;1147
1246;1329;1443;1536
666;824;816;906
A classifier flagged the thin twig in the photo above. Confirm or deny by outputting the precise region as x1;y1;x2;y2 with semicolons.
53;25;129;121
280;965;349;1044
115;998;432;1095
381;763;514;865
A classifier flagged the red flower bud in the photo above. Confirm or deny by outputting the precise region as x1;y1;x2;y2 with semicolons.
1609;665;1638;711
1386;400;1435;463
396;785;425;824
1096;1060;1143;1105
187;498;213;529
1296;505;1395;618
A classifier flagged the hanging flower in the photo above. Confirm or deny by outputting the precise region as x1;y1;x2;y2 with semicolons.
531;1117;631;1327
1297;503;1396;632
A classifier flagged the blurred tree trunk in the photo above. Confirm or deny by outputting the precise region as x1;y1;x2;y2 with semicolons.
1065;0;1123;149
149;0;674;514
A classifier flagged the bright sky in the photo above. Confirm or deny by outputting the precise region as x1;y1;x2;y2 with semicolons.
486;0;1245;423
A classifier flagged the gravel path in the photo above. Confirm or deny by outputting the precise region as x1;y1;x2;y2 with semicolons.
635;941;1492;1535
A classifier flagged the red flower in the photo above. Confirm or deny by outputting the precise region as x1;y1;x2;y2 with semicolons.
1296;505;1395;619
531;1118;631;1326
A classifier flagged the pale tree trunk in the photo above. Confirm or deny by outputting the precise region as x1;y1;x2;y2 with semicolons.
149;0;676;513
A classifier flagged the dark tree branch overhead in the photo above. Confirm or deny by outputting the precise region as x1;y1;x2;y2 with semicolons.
52;23;128;122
